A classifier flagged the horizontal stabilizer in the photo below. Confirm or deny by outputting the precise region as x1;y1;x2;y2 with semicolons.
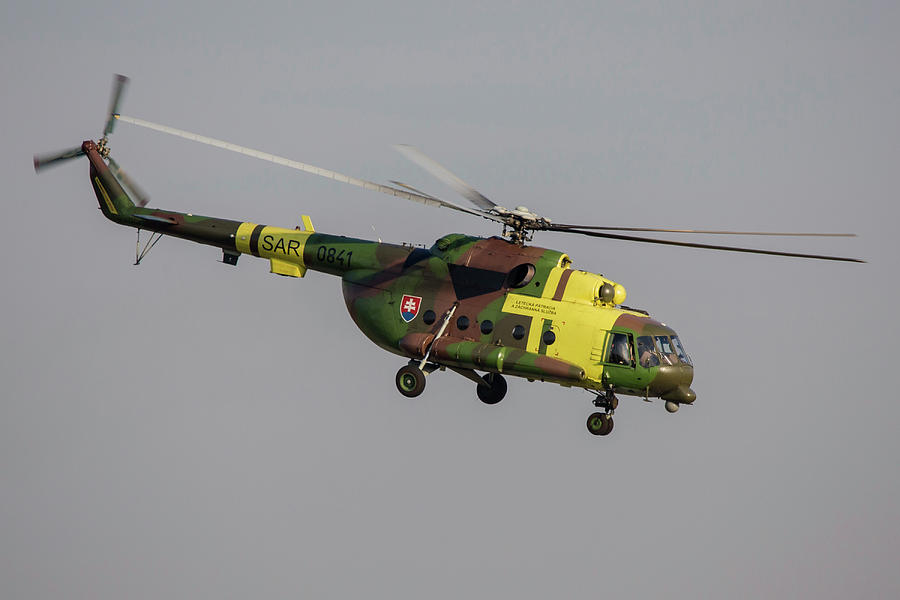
270;258;306;278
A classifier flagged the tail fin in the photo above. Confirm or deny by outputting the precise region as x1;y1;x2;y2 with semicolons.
82;140;136;219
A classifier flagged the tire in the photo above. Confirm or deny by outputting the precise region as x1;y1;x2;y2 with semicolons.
600;416;614;436
586;412;614;436
476;372;508;405
586;412;606;435
396;365;426;397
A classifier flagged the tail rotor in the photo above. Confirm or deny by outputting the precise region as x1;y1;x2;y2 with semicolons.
34;73;130;173
33;73;149;205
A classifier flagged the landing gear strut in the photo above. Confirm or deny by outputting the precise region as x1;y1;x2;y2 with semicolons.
587;387;618;436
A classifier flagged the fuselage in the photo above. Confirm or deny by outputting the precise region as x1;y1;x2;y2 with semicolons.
84;139;695;404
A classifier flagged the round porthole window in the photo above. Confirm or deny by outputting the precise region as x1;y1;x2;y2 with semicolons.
543;330;556;346
481;320;494;335
423;310;436;325
512;325;526;340
456;316;470;330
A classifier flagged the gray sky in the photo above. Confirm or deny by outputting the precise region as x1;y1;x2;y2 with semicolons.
3;1;898;598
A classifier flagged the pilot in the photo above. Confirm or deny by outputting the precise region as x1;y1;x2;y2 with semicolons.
612;337;631;365
638;339;656;367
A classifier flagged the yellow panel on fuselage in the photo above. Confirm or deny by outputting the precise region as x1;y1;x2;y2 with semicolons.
235;222;312;267
501;266;642;387
257;226;312;261
546;306;622;385
234;222;257;255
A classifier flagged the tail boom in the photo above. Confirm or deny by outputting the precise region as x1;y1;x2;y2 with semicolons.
82;140;391;278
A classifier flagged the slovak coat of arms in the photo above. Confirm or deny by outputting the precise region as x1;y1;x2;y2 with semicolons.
400;294;422;322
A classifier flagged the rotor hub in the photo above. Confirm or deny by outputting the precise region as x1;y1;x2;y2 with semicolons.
97;136;111;159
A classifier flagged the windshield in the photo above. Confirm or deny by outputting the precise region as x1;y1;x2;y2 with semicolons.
653;335;692;366
655;336;677;365
671;336;692;366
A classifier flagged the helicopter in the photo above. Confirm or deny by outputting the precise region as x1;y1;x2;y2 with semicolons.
33;75;863;437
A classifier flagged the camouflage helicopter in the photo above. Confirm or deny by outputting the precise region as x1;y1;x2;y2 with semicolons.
34;75;862;437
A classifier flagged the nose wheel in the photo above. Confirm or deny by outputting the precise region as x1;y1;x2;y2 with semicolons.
586;412;614;436
587;387;618;436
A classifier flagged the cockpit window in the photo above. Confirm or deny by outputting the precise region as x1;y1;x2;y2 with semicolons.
636;336;660;368
606;333;634;367
671;336;692;366
654;335;692;366
655;336;677;365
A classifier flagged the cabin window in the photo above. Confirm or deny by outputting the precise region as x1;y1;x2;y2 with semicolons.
481;320;494;335
637;336;660;367
607;332;634;366
512;325;526;340
423;310;436;325
542;330;556;346
456;316;470;330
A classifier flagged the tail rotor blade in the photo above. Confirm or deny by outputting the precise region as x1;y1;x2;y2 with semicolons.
108;157;150;207
103;74;129;136
33;146;85;172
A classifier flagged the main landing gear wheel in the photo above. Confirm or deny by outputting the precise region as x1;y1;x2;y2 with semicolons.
396;365;426;398
476;372;507;405
586;412;614;436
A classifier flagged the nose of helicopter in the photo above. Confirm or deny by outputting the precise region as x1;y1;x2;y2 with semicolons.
655;363;696;404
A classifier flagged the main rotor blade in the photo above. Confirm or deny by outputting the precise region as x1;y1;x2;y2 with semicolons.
551;224;856;237
389;180;442;200
33;146;85;172
115;115;503;223
103;74;129;136
546;226;865;263
394;144;497;211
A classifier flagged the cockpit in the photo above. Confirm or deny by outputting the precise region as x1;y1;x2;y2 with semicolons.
637;334;691;368
607;332;692;368
598;319;696;407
